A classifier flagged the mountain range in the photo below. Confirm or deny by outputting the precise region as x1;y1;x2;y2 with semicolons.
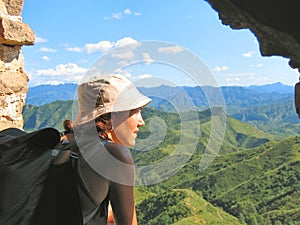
27;82;293;107
22;82;300;224
25;82;299;136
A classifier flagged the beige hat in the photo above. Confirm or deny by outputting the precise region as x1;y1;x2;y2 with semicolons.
74;74;152;125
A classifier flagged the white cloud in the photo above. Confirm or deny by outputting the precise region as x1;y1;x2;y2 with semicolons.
35;36;48;43
225;72;256;77
41;56;50;61
115;37;138;48
138;74;152;79
104;9;141;20
213;66;229;72
225;77;241;85
39;47;57;53
124;9;132;15
111;50;135;60
114;70;152;81
250;63;263;67
222;73;273;86
29;63;87;86
158;46;184;54
112;12;122;19
142;53;154;64
243;51;255;58
85;40;114;54
85;37;138;54
36;63;87;76
40;80;65;85
112;39;140;62
66;47;83;52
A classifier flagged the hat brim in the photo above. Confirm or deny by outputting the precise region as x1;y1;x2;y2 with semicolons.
75;95;152;125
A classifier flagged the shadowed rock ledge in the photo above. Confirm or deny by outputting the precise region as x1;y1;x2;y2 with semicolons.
206;0;300;69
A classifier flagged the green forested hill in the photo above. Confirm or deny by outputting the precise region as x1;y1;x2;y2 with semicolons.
135;136;300;224
136;189;241;225
228;99;300;137
22;100;74;131
21;101;300;224
133;108;299;224
23;102;275;150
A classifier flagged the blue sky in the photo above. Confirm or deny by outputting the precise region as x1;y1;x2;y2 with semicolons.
22;0;299;87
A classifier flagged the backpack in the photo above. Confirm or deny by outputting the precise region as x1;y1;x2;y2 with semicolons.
0;127;83;225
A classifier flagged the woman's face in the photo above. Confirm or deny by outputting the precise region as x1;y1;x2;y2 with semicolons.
111;108;145;147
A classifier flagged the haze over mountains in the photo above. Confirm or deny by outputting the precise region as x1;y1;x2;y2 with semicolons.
25;82;299;136
26;82;293;107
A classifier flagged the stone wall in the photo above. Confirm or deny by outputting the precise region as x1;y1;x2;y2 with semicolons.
0;0;34;130
206;0;300;70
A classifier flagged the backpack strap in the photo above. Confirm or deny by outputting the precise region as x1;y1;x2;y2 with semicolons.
52;139;73;165
83;205;101;224
68;151;99;224
69;139;109;224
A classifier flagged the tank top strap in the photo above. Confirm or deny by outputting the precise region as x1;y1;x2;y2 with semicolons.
99;137;112;146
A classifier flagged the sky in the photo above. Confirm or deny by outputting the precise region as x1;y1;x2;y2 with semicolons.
21;0;299;87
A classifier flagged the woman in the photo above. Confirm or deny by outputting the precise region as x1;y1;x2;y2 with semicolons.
73;74;152;225
60;119;74;141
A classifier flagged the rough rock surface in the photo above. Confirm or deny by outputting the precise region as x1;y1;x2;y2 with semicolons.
206;0;300;69
0;0;34;130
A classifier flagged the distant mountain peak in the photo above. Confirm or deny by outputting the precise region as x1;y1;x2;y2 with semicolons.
248;82;293;94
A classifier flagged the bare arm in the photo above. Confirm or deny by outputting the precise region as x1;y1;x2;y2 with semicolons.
109;182;137;225
105;143;138;225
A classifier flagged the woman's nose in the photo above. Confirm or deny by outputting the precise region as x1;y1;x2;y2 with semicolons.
138;114;145;127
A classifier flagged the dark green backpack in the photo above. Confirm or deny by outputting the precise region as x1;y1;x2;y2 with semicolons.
0;127;83;225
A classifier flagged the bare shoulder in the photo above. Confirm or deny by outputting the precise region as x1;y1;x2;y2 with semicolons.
104;142;134;165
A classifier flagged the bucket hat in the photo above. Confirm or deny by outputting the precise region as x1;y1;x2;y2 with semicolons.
74;74;152;125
